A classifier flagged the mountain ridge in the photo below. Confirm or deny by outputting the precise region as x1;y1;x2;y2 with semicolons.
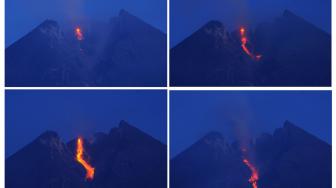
171;9;331;86
6;9;167;87
7;120;165;159
6;120;167;188
171;120;331;188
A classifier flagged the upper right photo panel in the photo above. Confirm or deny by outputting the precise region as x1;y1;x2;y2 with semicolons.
170;0;331;87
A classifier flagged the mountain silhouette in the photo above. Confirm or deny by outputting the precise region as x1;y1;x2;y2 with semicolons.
170;10;331;86
6;10;167;87
171;121;331;188
6;121;167;188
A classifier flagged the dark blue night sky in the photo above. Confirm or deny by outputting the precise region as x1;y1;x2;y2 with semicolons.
6;90;167;158
5;0;166;47
170;91;331;157
171;0;331;46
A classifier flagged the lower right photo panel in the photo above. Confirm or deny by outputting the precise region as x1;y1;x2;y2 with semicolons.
170;90;331;188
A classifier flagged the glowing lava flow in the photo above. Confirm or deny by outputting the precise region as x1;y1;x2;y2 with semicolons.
243;158;259;188
76;137;95;180
239;27;261;61
75;27;84;41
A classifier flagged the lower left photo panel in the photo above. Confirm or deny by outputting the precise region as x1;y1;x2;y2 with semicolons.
5;90;167;188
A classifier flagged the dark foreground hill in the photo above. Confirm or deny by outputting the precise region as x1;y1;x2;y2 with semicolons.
171;121;331;188
6;121;167;188
6;10;167;87
170;10;331;86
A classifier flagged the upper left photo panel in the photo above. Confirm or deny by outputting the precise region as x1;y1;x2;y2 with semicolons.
5;0;167;87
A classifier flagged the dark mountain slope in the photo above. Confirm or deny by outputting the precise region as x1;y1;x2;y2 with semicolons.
171;10;331;86
255;10;331;86
171;21;256;86
68;120;167;188
94;10;167;86
255;121;331;188
171;121;331;188
171;132;249;188
6;131;87;188
5;20;86;86
6;121;167;188
6;10;166;86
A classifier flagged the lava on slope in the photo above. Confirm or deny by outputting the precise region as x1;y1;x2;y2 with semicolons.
75;27;84;41
239;27;262;61
76;137;95;181
242;157;259;188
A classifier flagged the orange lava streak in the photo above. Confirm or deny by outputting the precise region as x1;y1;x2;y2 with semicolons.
75;27;84;41
243;159;259;188
76;137;95;180
239;27;262;61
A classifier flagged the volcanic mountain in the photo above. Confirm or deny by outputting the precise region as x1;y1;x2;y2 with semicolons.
6;9;167;87
171;121;331;188
6;120;167;188
170;10;331;86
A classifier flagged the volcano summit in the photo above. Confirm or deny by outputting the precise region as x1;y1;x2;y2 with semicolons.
6;121;167;188
6;10;167;87
170;10;331;86
171;121;331;188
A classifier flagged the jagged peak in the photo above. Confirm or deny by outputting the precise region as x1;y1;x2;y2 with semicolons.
283;120;298;129
109;120;142;135
117;9;141;22
119;9;132;17
38;19;60;33
39;19;59;28
38;130;59;140
36;19;64;41
272;120;327;144
107;120;164;145
280;120;310;136
118;120;139;131
119;119;131;127
281;9;308;24
201;20;226;32
35;131;68;153
173;131;231;159
204;20;224;28
283;9;296;18
108;8;165;35
273;120;300;135
199;20;230;42
199;131;230;150
279;9;330;37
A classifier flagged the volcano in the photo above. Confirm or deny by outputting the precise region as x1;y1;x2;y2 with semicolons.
170;10;331;86
171;121;331;188
6;9;167;87
6;120;167;188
